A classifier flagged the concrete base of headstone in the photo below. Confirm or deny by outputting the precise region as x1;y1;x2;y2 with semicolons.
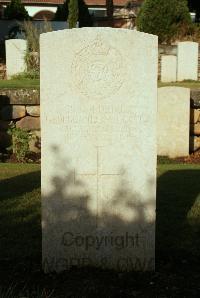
41;28;158;272
161;55;177;82
157;87;190;158
6;39;26;79
177;41;199;81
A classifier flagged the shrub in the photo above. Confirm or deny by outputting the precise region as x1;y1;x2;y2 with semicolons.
54;0;92;27
68;0;78;28
4;0;29;20
7;122;32;162
136;0;192;43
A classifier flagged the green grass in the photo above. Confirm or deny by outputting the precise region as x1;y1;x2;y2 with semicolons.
0;79;39;89
158;80;200;89
0;163;41;260
0;79;200;90
0;162;200;297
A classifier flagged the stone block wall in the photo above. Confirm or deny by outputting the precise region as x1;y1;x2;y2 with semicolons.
0;88;200;157
0;88;40;153
198;45;200;81
190;89;200;152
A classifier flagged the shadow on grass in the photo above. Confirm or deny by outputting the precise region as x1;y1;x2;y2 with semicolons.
0;170;41;281
0;164;200;296
156;168;200;266
0;170;40;199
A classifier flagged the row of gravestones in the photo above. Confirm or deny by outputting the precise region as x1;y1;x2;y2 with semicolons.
3;29;199;273
161;41;199;82
5;39;200;83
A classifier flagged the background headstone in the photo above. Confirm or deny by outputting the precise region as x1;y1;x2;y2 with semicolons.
6;39;26;78
177;41;198;81
161;55;177;82
41;28;158;272
157;87;190;158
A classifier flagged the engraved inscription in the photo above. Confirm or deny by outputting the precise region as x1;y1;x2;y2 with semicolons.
71;35;124;99
43;104;153;146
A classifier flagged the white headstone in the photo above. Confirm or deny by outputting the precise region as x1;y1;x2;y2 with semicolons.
177;41;199;81
41;28;158;272
157;87;190;158
6;39;26;78
161;55;177;82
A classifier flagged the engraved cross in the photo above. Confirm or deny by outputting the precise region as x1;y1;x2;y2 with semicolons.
74;146;122;227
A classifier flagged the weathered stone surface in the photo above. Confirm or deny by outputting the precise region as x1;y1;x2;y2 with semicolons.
0;105;26;120
157;87;190;158
29;130;41;152
190;108;200;124
26;105;40;117
16;116;40;130
191;89;200;108
6;39;26;78
41;28;157;272
0;89;39;105
190;122;200;135
161;55;177;82
177;41;199;81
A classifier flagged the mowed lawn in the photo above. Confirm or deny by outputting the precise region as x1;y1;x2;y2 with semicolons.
0;79;200;90
0;162;200;297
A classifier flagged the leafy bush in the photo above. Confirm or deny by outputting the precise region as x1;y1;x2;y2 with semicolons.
136;0;192;43
54;0;92;27
7;122;32;162
4;0;29;20
174;22;200;42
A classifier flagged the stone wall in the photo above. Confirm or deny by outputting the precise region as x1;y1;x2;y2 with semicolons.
0;88;40;153
190;89;200;152
0;88;200;156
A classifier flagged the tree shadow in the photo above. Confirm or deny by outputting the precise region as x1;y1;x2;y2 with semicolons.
42;145;155;272
0;170;40;200
156;168;200;262
0;157;200;280
0;170;41;263
42;145;200;273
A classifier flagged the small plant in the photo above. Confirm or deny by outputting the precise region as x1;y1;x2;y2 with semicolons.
22;20;53;78
11;71;39;80
7;122;32;162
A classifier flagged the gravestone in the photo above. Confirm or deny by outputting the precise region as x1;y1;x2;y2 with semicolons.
41;28;158;272
161;55;177;82
157;87;190;158
6;39;26;78
177;41;199;81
